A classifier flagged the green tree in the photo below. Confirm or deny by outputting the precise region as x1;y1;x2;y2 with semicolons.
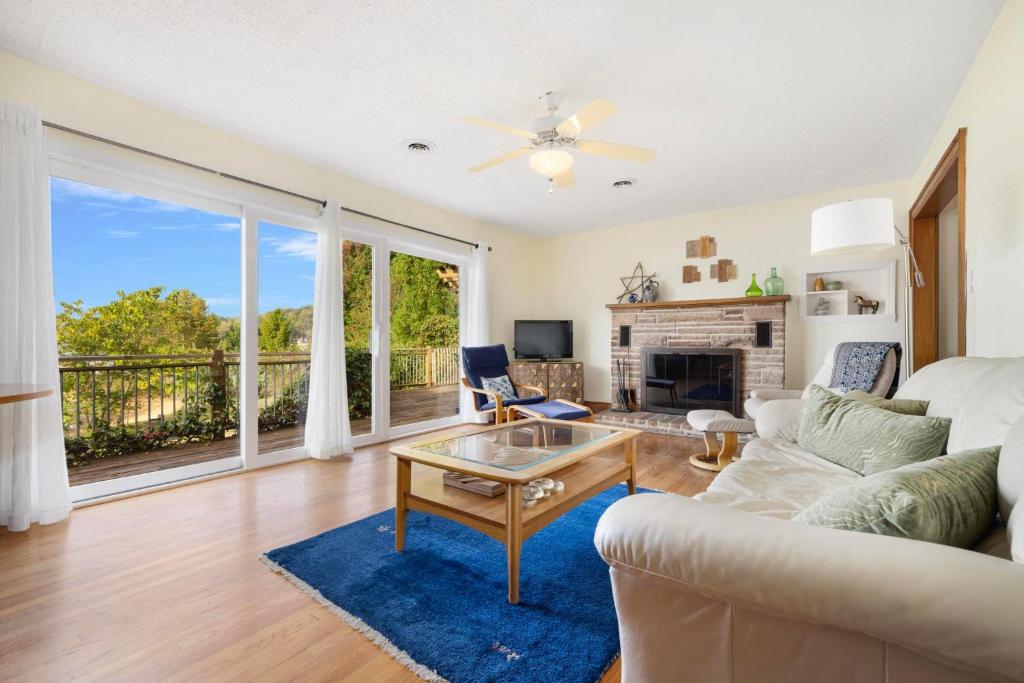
258;309;294;352
389;253;459;347
343;241;373;350
57;286;221;356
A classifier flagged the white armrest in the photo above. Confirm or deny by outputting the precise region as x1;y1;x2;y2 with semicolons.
749;388;802;401
754;398;803;442
595;493;1024;681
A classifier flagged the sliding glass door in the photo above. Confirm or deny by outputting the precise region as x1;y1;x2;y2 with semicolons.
388;248;462;432
49;168;467;499
342;227;466;443
51;176;244;500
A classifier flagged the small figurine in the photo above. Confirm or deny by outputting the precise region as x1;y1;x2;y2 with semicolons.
642;279;660;302
814;297;831;316
854;295;880;314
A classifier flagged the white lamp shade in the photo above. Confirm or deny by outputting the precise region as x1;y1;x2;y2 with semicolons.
810;197;895;255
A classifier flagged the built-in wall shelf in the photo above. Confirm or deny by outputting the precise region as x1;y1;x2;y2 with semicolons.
800;261;896;324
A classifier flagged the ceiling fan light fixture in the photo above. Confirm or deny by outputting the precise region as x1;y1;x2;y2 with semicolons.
529;149;573;178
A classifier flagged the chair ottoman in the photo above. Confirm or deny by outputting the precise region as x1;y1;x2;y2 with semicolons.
507;399;593;422
686;409;755;471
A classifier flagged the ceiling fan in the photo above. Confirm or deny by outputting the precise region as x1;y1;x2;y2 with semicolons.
460;91;655;192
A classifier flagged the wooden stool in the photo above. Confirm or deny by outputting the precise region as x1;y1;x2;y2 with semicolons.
686;409;755;472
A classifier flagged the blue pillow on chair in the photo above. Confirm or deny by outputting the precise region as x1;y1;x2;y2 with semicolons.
481;375;517;401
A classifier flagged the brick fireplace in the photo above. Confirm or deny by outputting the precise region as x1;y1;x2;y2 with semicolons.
601;296;790;433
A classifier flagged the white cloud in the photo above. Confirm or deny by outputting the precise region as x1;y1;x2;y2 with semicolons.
213;221;241;231
52;177;134;203
105;229;139;239
204;295;240;307
273;234;318;261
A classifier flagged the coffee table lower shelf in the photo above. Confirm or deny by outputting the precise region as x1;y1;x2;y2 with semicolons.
394;449;636;604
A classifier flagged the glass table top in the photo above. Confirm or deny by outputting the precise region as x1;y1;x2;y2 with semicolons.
413;421;620;471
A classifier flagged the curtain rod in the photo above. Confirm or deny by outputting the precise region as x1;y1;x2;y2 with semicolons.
339;206;489;251
42;121;490;251
43;121;327;208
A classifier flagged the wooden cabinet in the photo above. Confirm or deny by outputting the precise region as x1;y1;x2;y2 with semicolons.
508;361;584;403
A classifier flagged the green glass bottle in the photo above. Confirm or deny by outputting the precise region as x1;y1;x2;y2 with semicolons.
745;273;763;297
764;267;784;296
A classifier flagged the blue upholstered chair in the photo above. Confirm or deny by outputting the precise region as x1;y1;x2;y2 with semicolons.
461;344;546;423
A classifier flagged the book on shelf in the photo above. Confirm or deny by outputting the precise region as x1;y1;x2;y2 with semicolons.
442;471;505;497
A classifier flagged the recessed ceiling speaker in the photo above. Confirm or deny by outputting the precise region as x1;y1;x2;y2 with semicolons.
755;321;772;348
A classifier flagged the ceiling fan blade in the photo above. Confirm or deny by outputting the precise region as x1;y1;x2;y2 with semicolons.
556;99;618;137
467;147;532;173
576;139;656;163
459;115;536;140
553;167;575;189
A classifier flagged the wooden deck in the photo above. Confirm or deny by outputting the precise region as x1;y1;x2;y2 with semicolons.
68;384;461;486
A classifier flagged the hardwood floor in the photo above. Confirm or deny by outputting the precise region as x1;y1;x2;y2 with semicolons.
0;427;713;682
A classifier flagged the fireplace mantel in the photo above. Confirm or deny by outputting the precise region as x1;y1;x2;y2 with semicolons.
606;295;790;311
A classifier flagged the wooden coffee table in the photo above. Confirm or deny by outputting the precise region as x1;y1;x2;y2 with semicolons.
389;418;640;604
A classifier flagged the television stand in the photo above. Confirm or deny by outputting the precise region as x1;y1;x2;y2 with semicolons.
509;360;583;404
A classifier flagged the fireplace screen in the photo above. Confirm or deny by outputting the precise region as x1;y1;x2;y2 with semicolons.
642;347;740;416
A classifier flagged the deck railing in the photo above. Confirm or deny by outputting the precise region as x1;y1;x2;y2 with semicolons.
58;346;460;446
390;346;460;388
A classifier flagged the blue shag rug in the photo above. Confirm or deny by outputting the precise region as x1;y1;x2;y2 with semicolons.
263;484;645;682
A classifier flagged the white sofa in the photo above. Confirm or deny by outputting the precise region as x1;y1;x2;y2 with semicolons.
595;356;1024;682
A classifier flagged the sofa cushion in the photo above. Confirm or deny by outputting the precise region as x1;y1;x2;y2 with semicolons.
894;356;1024;453
1000;418;1024;563
695;437;859;519
798;385;951;476
793;446;999;549
844;390;928;416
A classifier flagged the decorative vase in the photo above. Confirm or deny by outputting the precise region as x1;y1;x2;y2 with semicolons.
764;267;784;296
815;297;831;316
813;276;826;292
745;274;763;297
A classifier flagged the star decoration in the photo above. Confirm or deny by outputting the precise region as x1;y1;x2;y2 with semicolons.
618;262;657;303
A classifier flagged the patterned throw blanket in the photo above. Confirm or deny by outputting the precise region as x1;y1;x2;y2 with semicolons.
829;342;899;392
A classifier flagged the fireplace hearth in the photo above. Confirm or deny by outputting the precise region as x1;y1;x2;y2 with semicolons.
642;347;740;416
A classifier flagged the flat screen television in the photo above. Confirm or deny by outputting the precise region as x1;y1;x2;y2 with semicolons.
514;320;573;360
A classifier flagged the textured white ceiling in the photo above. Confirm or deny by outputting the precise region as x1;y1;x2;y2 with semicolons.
0;0;1003;234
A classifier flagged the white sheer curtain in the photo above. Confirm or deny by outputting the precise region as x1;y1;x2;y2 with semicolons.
0;102;72;531
304;201;353;459
461;242;491;423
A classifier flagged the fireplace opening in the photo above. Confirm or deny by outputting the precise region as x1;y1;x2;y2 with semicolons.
642;347;740;416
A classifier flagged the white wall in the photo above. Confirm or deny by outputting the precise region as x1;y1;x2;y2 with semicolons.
0;49;539;353
909;0;1024;358
533;180;912;402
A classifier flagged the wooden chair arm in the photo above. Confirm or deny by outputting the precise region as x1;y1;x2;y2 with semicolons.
461;377;506;423
515;383;547;399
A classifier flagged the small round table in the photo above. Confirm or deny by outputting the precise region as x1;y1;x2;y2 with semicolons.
0;384;54;404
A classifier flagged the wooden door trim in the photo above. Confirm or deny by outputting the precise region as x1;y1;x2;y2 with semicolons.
908;128;967;369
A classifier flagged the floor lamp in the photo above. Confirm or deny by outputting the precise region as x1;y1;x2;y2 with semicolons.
810;197;925;378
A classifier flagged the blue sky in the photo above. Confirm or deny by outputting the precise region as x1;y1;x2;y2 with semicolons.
50;177;315;317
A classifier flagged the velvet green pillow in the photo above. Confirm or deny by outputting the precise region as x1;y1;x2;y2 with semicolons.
844;390;929;416
793;446;1000;548
798;384;951;475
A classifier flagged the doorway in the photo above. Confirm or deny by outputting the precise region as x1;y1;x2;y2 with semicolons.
909;128;967;372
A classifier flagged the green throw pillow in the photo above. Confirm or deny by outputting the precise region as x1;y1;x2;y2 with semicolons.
844;390;929;416
793;446;1000;548
799;384;951;475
